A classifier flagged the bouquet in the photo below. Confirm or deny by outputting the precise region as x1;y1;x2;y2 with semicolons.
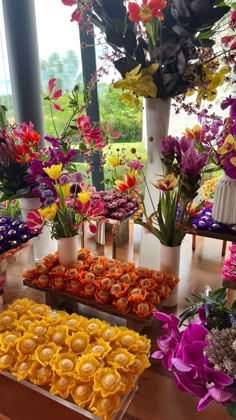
0;122;41;201
152;287;236;419
63;0;235;109
114;133;209;246
26;163;105;240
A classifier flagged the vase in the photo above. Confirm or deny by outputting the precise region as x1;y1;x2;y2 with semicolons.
18;196;53;261
160;244;181;307
139;97;171;269
212;174;236;224
57;235;79;266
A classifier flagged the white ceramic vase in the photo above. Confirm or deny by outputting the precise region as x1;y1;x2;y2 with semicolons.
139;97;171;269
19;197;41;221
160;244;181;307
57;235;79;266
212;174;236;224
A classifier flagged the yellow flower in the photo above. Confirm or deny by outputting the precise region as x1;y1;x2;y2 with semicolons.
27;303;50;318
33;342;60;366
106;348;135;371
8;298;32;316
51;352;78;377
0;310;17;332
60;313;85;332
93;367;125;397
12;359;34;381
80;318;105;337
16;332;38;359
0;330;21;352
17;314;41;332
217;134;236;155
28;320;48;341
46;325;69;346
108;156;120;167
39;203;57;221
76;354;100;381
43;164;62;180
100;325;120;342
119;92;141;110
0;349;17;371
89;392;120;420
59;183;71;199
77;191;91;204
71;380;94;408
115;329;139;350
119;372;135;395
85;338;112;359
65;331;90;354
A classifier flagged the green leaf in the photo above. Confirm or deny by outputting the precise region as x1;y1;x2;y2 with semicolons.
231;300;236;310
210;287;227;301
227;402;236;420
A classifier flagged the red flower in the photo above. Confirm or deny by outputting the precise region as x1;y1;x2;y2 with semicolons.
26;210;44;233
13;122;41;147
128;0;167;23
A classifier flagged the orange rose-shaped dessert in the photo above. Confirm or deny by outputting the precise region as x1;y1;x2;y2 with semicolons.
46;325;69;346
38;275;50;288
77;248;91;261
106;258;120;270
65;331;90;354
107;348;135;371
50;277;65;291
65;267;80;280
12;359;34;381
147;290;161;305
129;354;150;376
135;266;152;279
90;263;106;276
51;352;78;377
71;380;94;408
112;297;130;314
120;261;135;273
79;283;96;298
79;271;96;285
50;373;75;399
85;338;111;359
80;318;105;337
8;298;32;317
0;310;17;332
49;265;66;277
128;287;148;303
139;277;156;291
110;283;129;299
165;274;179;288
94;289;111;304
29;361;52;385
89;392;120;420
93;367;124;397
119;272;137;287
156;283;169;298
65;278;81;294
95;277;114;290
16;332;38;359
132;301;154;318
151;270;165;284
33;342;60;366
76;354;100;382
22;267;38;281
100;325;120;342
0;330;21;352
106;267;123;279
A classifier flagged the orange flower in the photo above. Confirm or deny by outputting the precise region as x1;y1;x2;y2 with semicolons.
71;380;94;408
128;0;167;23
115;171;138;192
153;174;178;191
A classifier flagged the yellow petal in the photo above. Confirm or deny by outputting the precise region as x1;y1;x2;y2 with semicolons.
43;164;63;180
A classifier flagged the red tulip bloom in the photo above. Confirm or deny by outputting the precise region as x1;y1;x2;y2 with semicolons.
128;0;167;23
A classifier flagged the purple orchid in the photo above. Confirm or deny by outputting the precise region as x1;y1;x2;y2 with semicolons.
221;97;236;119
225;151;236;179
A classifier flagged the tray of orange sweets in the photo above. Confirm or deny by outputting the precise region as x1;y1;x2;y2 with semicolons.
22;248;179;324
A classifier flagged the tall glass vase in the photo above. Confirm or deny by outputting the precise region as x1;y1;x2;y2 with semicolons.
212;174;236;224
139;97;171;269
57;235;79;266
160;244;181;307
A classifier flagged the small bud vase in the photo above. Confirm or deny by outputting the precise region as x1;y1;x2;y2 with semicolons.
160;244;181;307
57;235;79;266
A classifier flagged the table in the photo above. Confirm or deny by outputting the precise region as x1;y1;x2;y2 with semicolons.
191;228;236;256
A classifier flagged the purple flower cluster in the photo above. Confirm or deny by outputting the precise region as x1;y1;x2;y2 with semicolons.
152;311;235;411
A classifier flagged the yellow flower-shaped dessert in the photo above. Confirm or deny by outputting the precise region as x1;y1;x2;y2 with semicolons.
29;361;52;385
71;380;94;408
129;354;150;376
115;329;139;350
48;309;68;324
51;352;78;377
0;349;17;371
60;313;85;332
28;320;48;341
33;342;60;366
119;372;135;395
0;330;21;352
129;335;151;354
100;325;120;342
80;318;105;337
76;354;100;382
89;392;120;420
50;373;75;399
107;348;135;372
17;314;40;332
65;331;90;354
12;359;34;381
8;298;32;317
16;332;38;359
46;325;69;346
93;367;125;397
27;303;50;318
0;310;17;332
85;338;111;359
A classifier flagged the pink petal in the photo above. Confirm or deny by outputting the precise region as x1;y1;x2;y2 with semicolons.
52;103;64;111
52;89;62;100
61;0;76;5
48;78;56;93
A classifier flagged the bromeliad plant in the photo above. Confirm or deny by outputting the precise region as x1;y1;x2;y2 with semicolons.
115;133;209;246
26;164;105;239
152;287;236;419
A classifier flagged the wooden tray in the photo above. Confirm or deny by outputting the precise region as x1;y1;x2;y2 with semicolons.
23;280;154;327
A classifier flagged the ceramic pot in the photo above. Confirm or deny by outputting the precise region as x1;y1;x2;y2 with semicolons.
212;174;236;224
57;235;79;266
160;244;180;307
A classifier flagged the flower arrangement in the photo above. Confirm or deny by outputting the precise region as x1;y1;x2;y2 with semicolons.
22;248;179;318
221;243;236;282
0;298;151;419
63;0;235;109
0;122;41;201
152;287;236;419
115;132;209;246
26;164;105;240
187;96;236;179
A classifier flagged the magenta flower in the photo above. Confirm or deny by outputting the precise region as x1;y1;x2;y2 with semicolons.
26;210;44;233
181;147;208;175
160;135;177;157
127;160;144;171
46;78;63;111
224;150;236;179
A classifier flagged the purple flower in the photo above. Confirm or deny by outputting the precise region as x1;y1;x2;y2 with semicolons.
59;174;71;184
181;148;208;175
178;136;193;153
127;160;144;171
225;151;236;179
44;136;61;148
221;97;236;119
70;171;83;183
160;135;178;157
41;189;53;198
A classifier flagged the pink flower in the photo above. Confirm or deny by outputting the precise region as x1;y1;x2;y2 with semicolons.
47;78;63;111
26;210;44;233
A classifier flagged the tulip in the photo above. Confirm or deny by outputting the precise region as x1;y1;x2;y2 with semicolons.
43;164;63;180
